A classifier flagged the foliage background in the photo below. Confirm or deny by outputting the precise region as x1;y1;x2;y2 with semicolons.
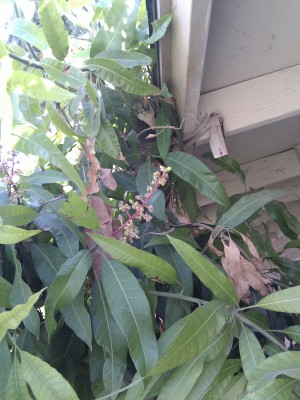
1;1;300;399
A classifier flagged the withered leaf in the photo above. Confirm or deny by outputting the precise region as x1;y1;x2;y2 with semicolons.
221;239;269;303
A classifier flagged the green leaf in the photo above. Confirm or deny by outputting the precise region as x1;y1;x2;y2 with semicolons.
9;18;48;50
0;277;12;308
0;225;40;244
269;257;300;281
248;351;300;392
0;338;12;398
41;58;85;90
61;289;92;350
18;95;45;130
136;161;166;221
0;289;44;342
31;244;66;286
266;201;300;239
239;326;265;381
39;0;69;61
82;96;101;138
19;169;69;188
84;58;160;95
176;178;198;222
156;105;172;160
148;300;228;376
217;190;289;228
0;205;37;226
60;192;100;229
145;13;172;44
256;286;300;313
4;351;31;400
154;245;193;295
20;350;79;399
168;236;238;305
12;127;86;196
45;249;92;337
89;234;177;284
90;0;139;55
166;151;230;207
46;102;86;144
186;356;239;400
92;274;127;396
273;326;300;344
102;258;158;376
96;118;121;159
157;324;233;400
97;50;152;68
35;212;79;258
7;245;40;338
9;71;74;102
203;152;246;184
243;378;296;400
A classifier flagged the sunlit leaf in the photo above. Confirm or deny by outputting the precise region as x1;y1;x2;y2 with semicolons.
84;58;160;95
12;127;86;196
243;378;296;400
20;350;79;399
166;151;230;207
96;118;121;159
41;58;85;90
60;192;100;229
0;225;40;245
102;258;158;376
0;289;44;342
145;13;172;44
89;234;178;284
9;18;48;50
39;0;69;61
97;50;151;68
19;169;69;188
0;205;37;226
8;71;74;102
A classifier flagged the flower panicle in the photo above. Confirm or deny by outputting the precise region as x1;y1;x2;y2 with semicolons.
114;166;171;242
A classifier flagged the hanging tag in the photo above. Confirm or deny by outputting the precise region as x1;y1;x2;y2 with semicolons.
209;113;228;158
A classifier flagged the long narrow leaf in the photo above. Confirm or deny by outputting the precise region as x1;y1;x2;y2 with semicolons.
9;18;48;50
4;351;31;400
248;352;300;392
239;326;265;381
166;151;230;207
0;289;45;342
148;300;228;376
168;236;238;305
102;258;158;376
39;0;69;61
12;127;86;196
217;190;289;228
9;71;74;102
20;350;79;400
0;225;40;244
89;234;177;284
0;205;37;227
84;58;160;96
256;286;300;313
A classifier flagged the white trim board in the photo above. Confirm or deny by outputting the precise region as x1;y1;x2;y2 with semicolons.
197;148;300;207
197;64;300;143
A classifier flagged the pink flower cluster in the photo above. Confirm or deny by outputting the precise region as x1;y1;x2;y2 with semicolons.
113;166;171;242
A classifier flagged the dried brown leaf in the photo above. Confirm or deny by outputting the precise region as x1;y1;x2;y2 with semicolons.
208;237;223;257
99;168;117;190
221;239;269;303
85;138;100;195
